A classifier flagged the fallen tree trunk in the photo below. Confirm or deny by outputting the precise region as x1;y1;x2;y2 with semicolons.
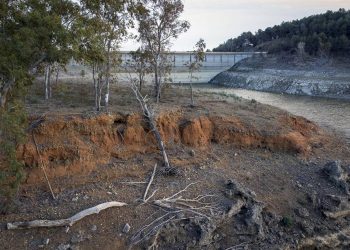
299;226;350;249
324;209;350;219
131;84;170;169
7;201;127;230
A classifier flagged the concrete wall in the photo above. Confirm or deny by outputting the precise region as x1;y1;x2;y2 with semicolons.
120;51;265;70
69;52;266;84
118;52;266;83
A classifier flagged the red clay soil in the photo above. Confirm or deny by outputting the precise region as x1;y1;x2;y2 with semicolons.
17;106;329;185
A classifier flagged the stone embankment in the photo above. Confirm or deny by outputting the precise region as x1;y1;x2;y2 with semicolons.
210;54;350;98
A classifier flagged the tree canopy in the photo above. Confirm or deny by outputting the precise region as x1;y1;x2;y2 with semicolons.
0;0;80;107
213;9;350;56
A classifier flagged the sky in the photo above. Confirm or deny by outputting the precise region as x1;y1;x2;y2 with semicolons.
121;0;350;51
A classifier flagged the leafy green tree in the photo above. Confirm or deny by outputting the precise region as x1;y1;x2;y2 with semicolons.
305;33;321;55
0;0;81;211
79;0;133;111
135;0;190;103
213;9;350;56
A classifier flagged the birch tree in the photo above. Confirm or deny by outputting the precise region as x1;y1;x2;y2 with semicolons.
135;0;189;103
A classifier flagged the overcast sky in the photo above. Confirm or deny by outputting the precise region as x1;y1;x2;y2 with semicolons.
121;0;350;51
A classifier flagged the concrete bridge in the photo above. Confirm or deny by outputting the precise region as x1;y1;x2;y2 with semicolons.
119;51;267;83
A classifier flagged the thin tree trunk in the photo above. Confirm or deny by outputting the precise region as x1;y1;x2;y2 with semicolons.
139;73;143;92
44;65;49;100
97;75;102;112
92;64;98;110
154;63;159;103
0;78;14;108
48;66;52;99
55;67;59;85
157;73;162;102
190;72;194;106
105;42;111;112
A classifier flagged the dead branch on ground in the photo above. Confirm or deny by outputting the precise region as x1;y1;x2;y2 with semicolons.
32;133;56;200
7;201;127;230
143;164;157;202
324;209;350;219
299;226;350;249
130;183;217;246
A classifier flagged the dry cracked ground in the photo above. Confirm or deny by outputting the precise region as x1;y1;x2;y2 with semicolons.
1;82;350;250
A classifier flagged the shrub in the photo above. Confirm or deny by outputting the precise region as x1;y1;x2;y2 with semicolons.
0;101;27;213
281;216;293;227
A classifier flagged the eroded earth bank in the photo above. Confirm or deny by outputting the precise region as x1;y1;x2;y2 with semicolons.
1;85;350;249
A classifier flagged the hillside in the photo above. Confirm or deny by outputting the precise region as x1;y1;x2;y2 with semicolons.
213;9;350;56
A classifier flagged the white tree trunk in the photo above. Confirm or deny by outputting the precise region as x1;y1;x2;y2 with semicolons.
92;64;98;109
190;72;194;106
44;65;50;100
105;42;111;112
48;67;52;99
55;66;59;85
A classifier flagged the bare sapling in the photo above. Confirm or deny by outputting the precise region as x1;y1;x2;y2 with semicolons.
185;39;206;106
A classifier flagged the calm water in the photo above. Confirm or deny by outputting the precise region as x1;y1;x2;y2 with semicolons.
194;85;350;142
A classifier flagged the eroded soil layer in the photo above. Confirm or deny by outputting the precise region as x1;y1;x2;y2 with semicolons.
19;107;328;184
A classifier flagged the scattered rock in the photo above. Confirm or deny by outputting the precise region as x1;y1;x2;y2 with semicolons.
122;223;131;234
245;202;266;239
323;161;350;194
189;149;195;157
72;197;79;202
306;192;319;208
91;225;97;232
43;239;50;245
71;234;83;244
57;244;71;250
71;231;89;244
225;179;256;200
38;238;51;248
295;207;309;218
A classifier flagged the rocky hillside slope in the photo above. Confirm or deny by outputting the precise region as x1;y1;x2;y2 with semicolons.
210;54;350;98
